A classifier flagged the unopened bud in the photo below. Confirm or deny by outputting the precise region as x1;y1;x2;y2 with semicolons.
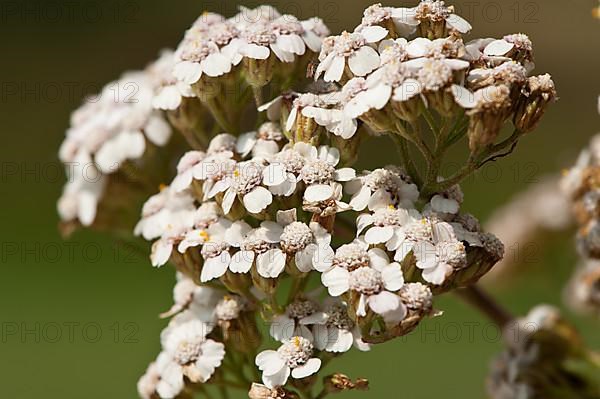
513;74;557;133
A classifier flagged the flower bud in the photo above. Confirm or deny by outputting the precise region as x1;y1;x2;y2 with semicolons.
323;374;369;394
249;383;298;399
466;85;512;151
513;74;557;133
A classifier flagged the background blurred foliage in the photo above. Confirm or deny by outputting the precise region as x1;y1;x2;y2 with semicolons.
1;0;599;397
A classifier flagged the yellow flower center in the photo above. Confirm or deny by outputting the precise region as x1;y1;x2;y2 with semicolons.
198;230;210;241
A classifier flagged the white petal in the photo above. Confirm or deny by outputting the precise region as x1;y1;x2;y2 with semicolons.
241;43;270;60
151;240;173;267
348;46;380;76
201;53;232;77
270;43;295;62
295;247;315;273
269;315;295;342
367;291;401;315
349;186;371;211
325;329;354;353
365;226;394;245
422;263;452;285
153;86;182;110
356;213;374;236
360;25;388;42
77;191;98;226
291;358;321;379
256;350;286;376
368;248;391;270
263;163;287;186
451;84;476;109
236;132;258;157
257;249;286;278
393;79;422;102
483;39;514;56
324;55;346;82
221;188;236;215
229;250;254;273
334;168;356;182
225;221;252;247
431;195;459;214
313;324;330;351
244;187;273;214
407;38;431;58
200;253;231;282
276;34;306;55
413;242;438;270
262;365;290;388
173;61;203;85
321;267;350;296
446;14;472;33
304;184;334;202
312;244;334;272
145;114;172;146
382;263;405;291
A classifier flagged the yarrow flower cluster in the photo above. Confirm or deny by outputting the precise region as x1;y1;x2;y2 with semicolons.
56;2;580;399
561;99;600;317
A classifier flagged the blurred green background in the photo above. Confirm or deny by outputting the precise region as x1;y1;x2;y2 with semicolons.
1;0;599;397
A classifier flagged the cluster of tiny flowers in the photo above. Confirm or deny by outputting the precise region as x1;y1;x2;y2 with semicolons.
487;305;600;399
56;2;565;398
57;55;174;228
158;6;330;100
278;1;556;155
561;99;600;316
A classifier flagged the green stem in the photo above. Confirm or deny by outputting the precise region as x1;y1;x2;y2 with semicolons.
391;134;422;186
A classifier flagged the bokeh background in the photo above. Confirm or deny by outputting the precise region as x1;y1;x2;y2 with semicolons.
1;0;599;397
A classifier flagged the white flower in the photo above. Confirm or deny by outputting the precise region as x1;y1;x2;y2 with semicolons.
257;209;334;277
215;295;245;322
300;145;356;201
134;185;196;241
236;122;285;159
224;220;281;275
262;144;307;197
303;182;351;217
270;298;327;342
397;218;467;285
221;160;273;214
236;15;307;63
172;150;206;192
172;18;240;85
315;31;381;82
198;220;234;282
354;4;401;41
301;17;330;52
151;50;196;111
137;352;171;399
394;0;472;36
358;206;421;252
94;130;146;174
346;167;419;211
57;151;106;226
313;299;370;353
158;320;225;397
160;274;220;318
191;151;237;200
177;216;231;254
321;248;406;323
255;337;322;388
285;92;358;139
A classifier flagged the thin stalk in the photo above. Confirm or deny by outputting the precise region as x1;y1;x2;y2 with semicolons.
391;134;422;186
455;285;513;327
